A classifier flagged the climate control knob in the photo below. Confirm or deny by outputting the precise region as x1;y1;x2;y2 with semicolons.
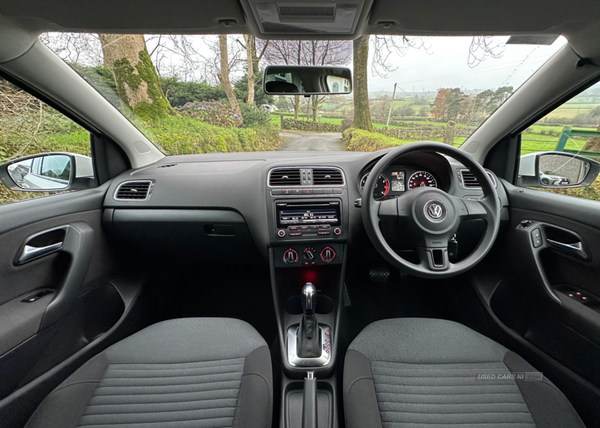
320;246;336;263
304;248;316;261
303;247;316;265
283;248;299;264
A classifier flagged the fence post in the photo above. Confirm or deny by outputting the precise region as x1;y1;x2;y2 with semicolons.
280;114;284;129
555;126;571;151
443;121;456;146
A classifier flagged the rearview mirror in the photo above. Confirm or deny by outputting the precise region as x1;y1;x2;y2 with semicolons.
263;65;352;95
0;153;94;192
518;152;600;188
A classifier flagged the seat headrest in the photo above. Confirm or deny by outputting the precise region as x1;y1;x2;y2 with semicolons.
266;81;299;93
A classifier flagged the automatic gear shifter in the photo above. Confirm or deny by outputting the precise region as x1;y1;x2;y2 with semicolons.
297;283;321;358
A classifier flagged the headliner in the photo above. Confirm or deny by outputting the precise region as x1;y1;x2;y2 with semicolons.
1;0;600;62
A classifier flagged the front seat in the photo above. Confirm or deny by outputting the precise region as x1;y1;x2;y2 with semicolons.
344;318;584;428
26;318;272;428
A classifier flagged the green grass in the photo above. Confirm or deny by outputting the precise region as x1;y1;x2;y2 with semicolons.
527;124;586;133
520;133;587;155
547;106;595;118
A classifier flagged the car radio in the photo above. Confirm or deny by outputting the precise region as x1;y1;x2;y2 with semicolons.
275;200;342;239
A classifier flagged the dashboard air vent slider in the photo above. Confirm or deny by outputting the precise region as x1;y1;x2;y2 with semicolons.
269;168;301;186
114;180;153;200
313;168;344;185
459;170;497;189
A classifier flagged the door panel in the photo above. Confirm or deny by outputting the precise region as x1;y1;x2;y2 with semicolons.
0;183;132;405
467;181;600;425
496;183;600;358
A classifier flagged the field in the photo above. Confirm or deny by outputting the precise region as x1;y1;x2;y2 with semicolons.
270;112;598;155
546;104;597;118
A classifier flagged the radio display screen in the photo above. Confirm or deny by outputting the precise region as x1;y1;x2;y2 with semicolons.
277;204;340;227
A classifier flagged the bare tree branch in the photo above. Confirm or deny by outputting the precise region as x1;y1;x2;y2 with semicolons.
371;35;429;78
468;36;505;68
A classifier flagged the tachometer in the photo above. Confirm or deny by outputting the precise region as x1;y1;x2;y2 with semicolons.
360;172;390;200
407;171;437;189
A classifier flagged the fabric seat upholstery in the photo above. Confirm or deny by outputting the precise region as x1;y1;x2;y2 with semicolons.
344;318;585;428
26;318;272;428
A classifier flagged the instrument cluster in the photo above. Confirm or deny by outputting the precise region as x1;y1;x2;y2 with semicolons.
359;167;440;200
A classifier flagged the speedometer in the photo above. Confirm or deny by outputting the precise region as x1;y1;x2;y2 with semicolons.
407;171;437;189
360;172;390;200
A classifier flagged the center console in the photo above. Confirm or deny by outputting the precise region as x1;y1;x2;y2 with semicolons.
266;166;349;428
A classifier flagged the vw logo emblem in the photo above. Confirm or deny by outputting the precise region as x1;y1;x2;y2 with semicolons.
424;200;446;222
428;204;443;219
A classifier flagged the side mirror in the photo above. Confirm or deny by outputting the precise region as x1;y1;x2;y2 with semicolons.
518;151;600;188
0;153;94;192
263;65;352;95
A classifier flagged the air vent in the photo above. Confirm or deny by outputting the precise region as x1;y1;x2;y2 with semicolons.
313;168;344;186
157;163;177;169
114;180;153;201
459;170;497;189
269;168;301;186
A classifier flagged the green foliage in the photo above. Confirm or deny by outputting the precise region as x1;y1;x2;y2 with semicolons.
234;71;273;106
445;88;465;120
397;105;415;117
342;128;409;151
543;179;600;201
177;101;242;128
70;64;121;108
239;103;271;128
160;77;227;107
150;116;280;155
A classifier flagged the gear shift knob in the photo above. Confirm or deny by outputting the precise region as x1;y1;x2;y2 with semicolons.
301;283;317;316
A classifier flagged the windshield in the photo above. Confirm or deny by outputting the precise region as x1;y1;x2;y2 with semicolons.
42;34;565;154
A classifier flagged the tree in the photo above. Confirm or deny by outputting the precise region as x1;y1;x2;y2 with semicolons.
432;88;451;121
217;35;241;118
159;77;227;107
243;35;255;104
445;88;466;121
486;86;513;113
259;39;352;121
398;106;415;117
351;35;504;131
352;36;373;131
419;105;430;117
98;34;174;122
235;35;270;104
274;96;290;112
351;35;428;130
234;71;273;106
413;95;428;105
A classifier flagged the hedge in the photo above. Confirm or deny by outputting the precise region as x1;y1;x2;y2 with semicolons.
282;118;342;133
342;128;408;152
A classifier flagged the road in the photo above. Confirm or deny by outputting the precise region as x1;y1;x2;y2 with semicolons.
279;131;345;151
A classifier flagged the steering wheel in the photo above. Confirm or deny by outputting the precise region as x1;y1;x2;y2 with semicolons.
362;142;501;279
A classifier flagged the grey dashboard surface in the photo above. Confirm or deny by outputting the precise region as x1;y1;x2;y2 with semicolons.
103;150;508;257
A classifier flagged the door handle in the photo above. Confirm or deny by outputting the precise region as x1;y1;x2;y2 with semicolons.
546;238;588;260
19;242;64;263
16;226;67;265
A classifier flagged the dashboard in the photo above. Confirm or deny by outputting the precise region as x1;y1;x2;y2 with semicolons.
101;148;508;265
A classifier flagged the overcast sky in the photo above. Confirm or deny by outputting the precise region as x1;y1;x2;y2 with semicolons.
366;36;567;93
45;33;567;95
